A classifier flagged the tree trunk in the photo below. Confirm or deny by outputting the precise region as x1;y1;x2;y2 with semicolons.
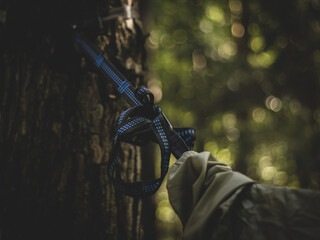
0;0;145;239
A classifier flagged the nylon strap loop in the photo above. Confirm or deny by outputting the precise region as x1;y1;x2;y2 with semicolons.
108;103;195;197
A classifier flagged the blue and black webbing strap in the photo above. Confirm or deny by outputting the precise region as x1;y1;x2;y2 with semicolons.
108;87;195;197
73;31;142;107
72;29;196;197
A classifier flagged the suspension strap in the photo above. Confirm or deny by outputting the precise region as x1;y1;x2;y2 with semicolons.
73;31;142;107
108;87;195;197
72;27;196;198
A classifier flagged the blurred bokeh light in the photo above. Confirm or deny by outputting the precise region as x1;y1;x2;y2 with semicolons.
147;0;320;239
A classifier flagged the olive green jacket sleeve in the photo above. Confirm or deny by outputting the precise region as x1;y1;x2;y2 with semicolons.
166;151;254;240
167;151;320;240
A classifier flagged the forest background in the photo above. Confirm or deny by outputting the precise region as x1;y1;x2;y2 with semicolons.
147;0;320;239
0;0;319;239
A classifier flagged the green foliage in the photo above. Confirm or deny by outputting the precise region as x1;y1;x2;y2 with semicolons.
148;0;320;238
149;0;320;185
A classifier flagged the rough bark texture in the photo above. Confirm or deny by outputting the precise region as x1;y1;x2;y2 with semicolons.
0;0;145;239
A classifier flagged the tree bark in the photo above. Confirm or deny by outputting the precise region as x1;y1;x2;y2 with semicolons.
0;0;145;239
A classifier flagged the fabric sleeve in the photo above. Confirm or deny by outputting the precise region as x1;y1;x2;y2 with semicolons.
216;183;320;240
166;151;254;239
167;151;320;240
